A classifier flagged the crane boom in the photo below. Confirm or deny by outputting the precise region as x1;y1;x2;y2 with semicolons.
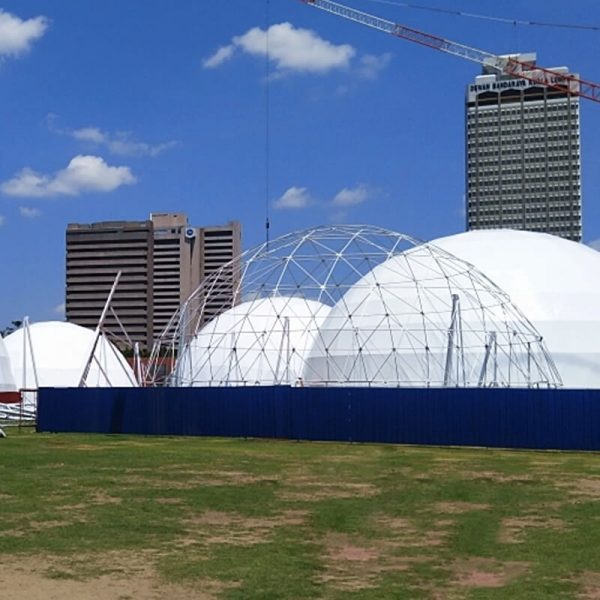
301;0;600;104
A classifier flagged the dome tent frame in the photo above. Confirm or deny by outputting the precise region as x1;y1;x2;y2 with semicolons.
148;225;561;389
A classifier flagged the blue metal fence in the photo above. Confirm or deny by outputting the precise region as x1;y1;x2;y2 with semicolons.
37;386;600;451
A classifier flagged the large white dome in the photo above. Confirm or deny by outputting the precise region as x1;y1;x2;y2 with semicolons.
304;242;558;388
4;321;137;391
431;229;600;388
177;296;329;386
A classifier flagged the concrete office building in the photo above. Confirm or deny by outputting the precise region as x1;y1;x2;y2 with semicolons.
66;215;241;348
151;213;200;341
466;53;582;241
66;220;154;348
151;214;242;337
199;223;242;325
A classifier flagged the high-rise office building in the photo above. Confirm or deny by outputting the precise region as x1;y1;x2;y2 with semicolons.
66;215;242;348
66;221;154;348
151;214;242;336
466;53;582;241
198;222;242;325
151;213;201;341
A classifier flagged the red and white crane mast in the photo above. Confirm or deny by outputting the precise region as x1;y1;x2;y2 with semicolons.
301;0;600;104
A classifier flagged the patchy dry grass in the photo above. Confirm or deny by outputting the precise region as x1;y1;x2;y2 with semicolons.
1;431;600;598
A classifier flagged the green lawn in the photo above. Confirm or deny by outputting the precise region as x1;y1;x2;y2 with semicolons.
1;431;600;598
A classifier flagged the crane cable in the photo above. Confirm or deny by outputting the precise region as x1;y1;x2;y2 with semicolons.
265;0;271;250
361;0;600;32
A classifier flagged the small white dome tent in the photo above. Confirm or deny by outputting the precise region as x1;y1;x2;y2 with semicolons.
4;321;137;398
177;296;329;386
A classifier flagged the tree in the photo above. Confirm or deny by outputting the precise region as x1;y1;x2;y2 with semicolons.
0;320;22;338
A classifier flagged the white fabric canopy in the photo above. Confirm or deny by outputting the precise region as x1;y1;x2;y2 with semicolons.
432;229;600;388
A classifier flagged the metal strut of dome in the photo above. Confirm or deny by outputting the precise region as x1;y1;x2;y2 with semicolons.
300;0;600;104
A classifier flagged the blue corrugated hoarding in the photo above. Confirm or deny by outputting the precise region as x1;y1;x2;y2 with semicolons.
37;386;600;451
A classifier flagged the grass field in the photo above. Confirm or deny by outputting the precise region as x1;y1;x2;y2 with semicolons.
1;432;600;599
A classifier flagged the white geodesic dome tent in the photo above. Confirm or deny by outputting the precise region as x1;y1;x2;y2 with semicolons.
4;321;137;393
304;242;559;387
151;225;560;389
431;229;600;388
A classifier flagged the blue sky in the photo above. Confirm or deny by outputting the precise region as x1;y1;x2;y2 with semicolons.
1;0;600;326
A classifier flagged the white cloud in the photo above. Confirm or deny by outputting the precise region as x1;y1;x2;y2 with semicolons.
357;53;391;79
332;184;372;207
203;44;236;69
72;127;177;157
0;215;5;226
19;206;42;218
47;117;177;157
53;302;65;316
274;186;313;209
1;155;137;198
71;127;106;144
204;22;355;75
0;9;48;57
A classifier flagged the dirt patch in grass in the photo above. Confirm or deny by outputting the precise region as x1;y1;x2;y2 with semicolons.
89;491;122;505
498;515;567;544
155;497;184;505
459;470;534;484
558;478;600;499
433;456;471;464
2;519;83;538
279;478;379;501
179;509;309;547
434;502;490;514
452;557;530;589
0;553;233;600
56;491;123;514
123;470;278;490
318;533;429;591
577;571;600;599
373;515;452;548
68;444;106;452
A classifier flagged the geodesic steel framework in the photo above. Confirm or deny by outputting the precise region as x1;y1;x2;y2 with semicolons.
147;225;561;389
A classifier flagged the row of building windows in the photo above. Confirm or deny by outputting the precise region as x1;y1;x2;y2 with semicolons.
468;193;580;202
468;134;578;145
469;154;579;163
468;147;580;155
469;176;579;193
471;216;581;227
471;132;579;141
470;185;579;194
468;155;579;165
469;204;580;214
468;118;578;131
469;170;580;179
468;102;577;116
470;172;580;181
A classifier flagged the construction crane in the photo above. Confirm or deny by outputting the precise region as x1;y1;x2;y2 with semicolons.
300;0;600;104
